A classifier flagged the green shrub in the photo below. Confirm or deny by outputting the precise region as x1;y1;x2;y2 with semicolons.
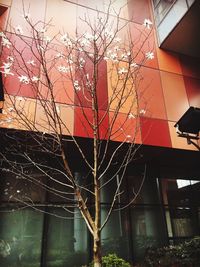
90;253;131;267
144;236;200;267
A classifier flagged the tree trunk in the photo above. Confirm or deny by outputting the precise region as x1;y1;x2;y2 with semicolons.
93;230;102;267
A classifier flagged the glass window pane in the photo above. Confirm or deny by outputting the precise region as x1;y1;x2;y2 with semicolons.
0;170;46;203
0;208;43;267
127;169;161;205
161;178;200;206
169;207;194;237
45;208;89;267
161;178;200;240
101;205;132;263
130;206;167;262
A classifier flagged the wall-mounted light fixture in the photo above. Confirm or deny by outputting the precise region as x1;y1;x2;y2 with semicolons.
174;107;200;150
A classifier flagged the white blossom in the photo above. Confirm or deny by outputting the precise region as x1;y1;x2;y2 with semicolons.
16;96;24;101
106;49;112;55
1;37;11;48
6;118;13;123
83;32;94;41
113;46;120;51
67;58;73;65
39;27;46;33
15;25;23;35
103;56;110;61
145;51;154;60
55;52;64;59
27;59;35;66
57;65;70;73
7;56;14;62
139;109;146;115
114;37;121;43
1;62;12;69
130;62;138;68
128;113;135;119
44;36;51;44
80;38;90;47
110;53;118;62
0;31;6;38
0;62;14;76
60;34;72;47
37;45;45;52
31;76;39;82
73;80;81;91
7;107;14;112
104;29;114;39
56;106;60;114
79;57;85;68
118;67;128;75
22;13;31;20
121;53;128;59
143;18;153;29
18;75;30;84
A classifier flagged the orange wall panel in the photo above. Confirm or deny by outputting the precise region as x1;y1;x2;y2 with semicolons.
156;48;182;75
107;60;138;115
109;111;141;144
160;71;189;122
0;94;36;131
34;101;74;135
57;104;74;136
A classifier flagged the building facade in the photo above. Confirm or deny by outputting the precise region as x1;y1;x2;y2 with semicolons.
0;0;200;266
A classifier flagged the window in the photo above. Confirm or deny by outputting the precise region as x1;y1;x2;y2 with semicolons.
161;178;200;243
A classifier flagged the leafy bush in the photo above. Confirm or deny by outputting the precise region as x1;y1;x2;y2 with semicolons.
90;253;131;267
144;236;200;267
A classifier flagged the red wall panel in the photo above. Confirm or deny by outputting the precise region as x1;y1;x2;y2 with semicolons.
140;117;172;148
138;67;167;120
130;23;158;69
74;107;109;139
75;59;108;110
2;34;40;99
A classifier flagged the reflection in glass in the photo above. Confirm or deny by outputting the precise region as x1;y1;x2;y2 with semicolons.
45;208;89;267
0;208;43;267
101;206;131;263
130;207;166;261
161;178;200;240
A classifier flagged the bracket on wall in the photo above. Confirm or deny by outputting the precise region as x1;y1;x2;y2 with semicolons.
174;107;200;151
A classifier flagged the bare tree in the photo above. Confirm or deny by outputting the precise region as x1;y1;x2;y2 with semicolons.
0;2;154;266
